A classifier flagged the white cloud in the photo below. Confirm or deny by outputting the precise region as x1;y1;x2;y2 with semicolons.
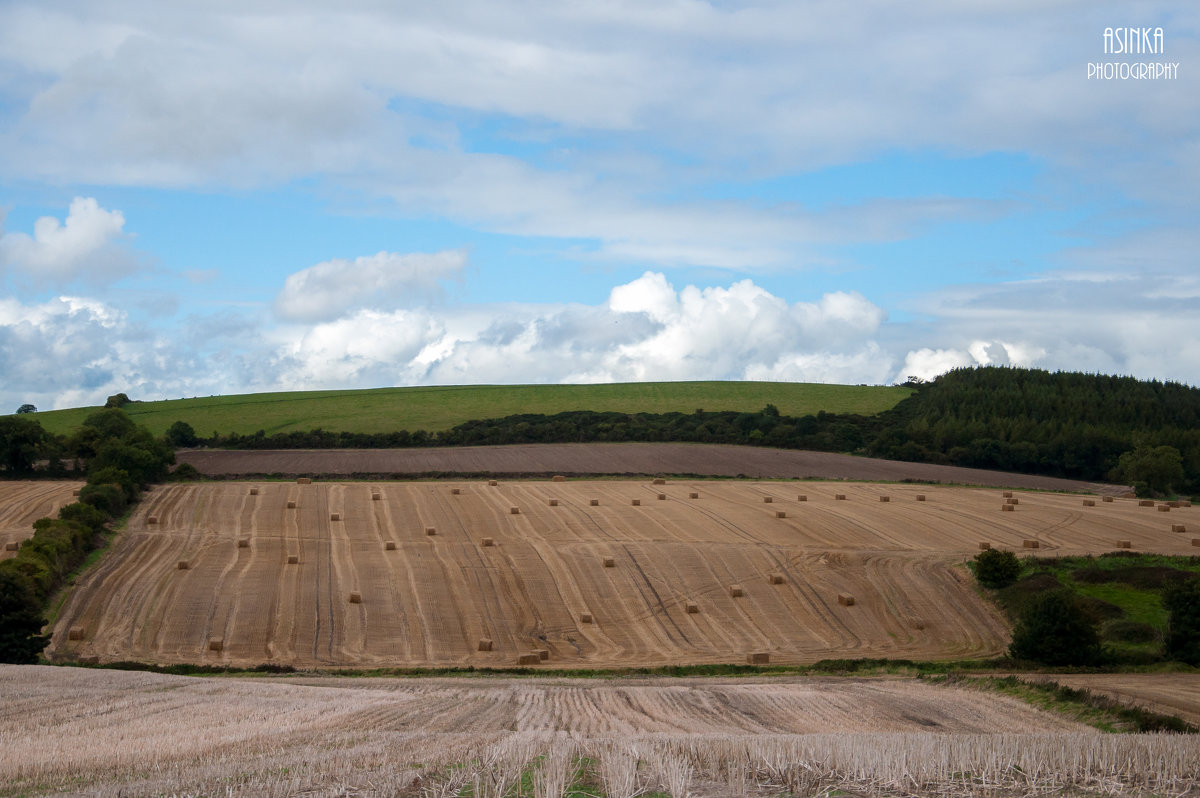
274;250;467;322
0;197;140;286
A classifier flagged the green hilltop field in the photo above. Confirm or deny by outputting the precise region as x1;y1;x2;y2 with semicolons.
27;382;912;438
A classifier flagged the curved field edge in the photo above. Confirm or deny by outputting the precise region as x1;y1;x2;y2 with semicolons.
26;381;912;437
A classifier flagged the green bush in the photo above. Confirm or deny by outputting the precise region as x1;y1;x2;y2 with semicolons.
1103;619;1159;644
1163;578;1200;665
0;568;45;664
1009;590;1104;666
973;549;1021;589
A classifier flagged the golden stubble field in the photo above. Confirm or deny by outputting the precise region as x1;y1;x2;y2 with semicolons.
45;479;1197;669
0;480;84;558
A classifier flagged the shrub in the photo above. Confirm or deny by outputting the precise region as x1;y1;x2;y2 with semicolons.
1009;590;1103;666
973;549;1021;589
1103;619;1158;644
0;568;45;664
1163;578;1200;665
169;462;202;482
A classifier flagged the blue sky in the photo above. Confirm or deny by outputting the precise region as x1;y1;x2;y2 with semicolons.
0;1;1197;410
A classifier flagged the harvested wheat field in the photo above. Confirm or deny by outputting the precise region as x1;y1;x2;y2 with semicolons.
47;480;1196;669
0;480;84;558
1026;674;1200;728
5;664;1198;798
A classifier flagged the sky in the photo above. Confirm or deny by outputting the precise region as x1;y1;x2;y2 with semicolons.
0;1;1197;412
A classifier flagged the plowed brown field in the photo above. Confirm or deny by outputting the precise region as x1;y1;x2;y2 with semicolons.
0;481;84;558
47;480;1196;668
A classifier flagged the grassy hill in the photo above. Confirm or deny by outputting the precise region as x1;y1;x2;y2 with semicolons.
27;382;912;438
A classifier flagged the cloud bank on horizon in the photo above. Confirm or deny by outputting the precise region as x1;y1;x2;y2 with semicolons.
0;1;1196;411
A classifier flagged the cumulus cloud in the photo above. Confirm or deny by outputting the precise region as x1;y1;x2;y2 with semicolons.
274;250;467;322
0;197;141;287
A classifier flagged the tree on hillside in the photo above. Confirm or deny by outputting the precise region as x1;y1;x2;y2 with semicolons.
1009;591;1103;666
973;549;1021;589
105;393;131;408
0;569;46;664
1163;578;1200;665
165;420;199;448
0;415;47;474
1113;445;1185;497
15;404;36;414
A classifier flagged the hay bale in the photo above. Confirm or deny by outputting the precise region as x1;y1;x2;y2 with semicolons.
518;653;541;666
1003;491;1013;498
685;602;699;614
1082;499;1095;506
330;513;341;521
590;499;600;506
1006;498;1019;505
548;498;559;506
425;527;436;536
208;638;224;652
1169;501;1182;508
747;652;770;665
1023;539;1040;549
287;501;296;509
653;478;666;485
603;557;615;568
1158;505;1171;512
796;494;807;502
916;494;926;501
371;493;381;501
4;541;18;551
689;492;699;499
1183;501;1193;507
78;655;99;665
480;537;494;547
386;541;397;550
72;489;80;496
835;494;846;500
349;591;362;603
763;496;773;504
287;554;299;564
729;585;744;598
297;477;311;485
979;542;991;550
1116;540;1132;549
68;626;85;641
1001;504;1014;512
1172;524;1186;533
553;475;566;482
478;639;493;652
657;493;666;500
249;487;259;495
1193;538;1200;547
510;507;520;515
631;498;641;506
1103;496;1114;502
535;648;549;661
776;510;787;518
177;560;189;570
879;495;890;503
488;480;498;486
838;593;855;606
1139;500;1155;507
147;516;159;525
769;573;785;584
580;612;593;624
237;538;249;549
451;488;461;495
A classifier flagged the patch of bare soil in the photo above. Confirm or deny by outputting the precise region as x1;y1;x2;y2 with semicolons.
177;443;1124;493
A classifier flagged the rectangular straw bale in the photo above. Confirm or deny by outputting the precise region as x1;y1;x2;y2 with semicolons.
1006;498;1019;505
747;652;770;665
1193;538;1200;547
68;626;85;641
1023;539;1040;549
480;537;494;547
1002;504;1014;512
689;492;699;499
349;591;362;603
1103;496;1114;502
979;542;991;550
838;593;855;606
631;498;641;506
1158;505;1171;512
534;648;549;661
1169;501;1182;508
425;527;436;536
372;492;381;501
208;638;224;652
1139;500;1155;507
685;602;699;614
916;494;926;501
769;573;785;584
176;560;189;570
548;498;558;506
590;499;600;505
1172;524;1186;533
451;488;461;495
237;538;249;548
488;480;498;486
657;493;666;500
287;500;296;509
763;496;773;503
1003;491;1013;498
147;516;159;524
1183;501;1193;507
386;540;397;550
653;478;666;485
297;478;311;484
287;554;299;564
4;541;18;551
478;639;493;652
518;653;541;665
1082;499;1095;506
580;612;593;624
879;495;890;502
603;557;615;568
835;494;846;500
729;585;744;598
249;487;259;495
797;494;807;501
1116;540;1132;549
72;489;80;496
510;506;520;514
330;513;340;521
776;510;787;518
553;475;566;482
